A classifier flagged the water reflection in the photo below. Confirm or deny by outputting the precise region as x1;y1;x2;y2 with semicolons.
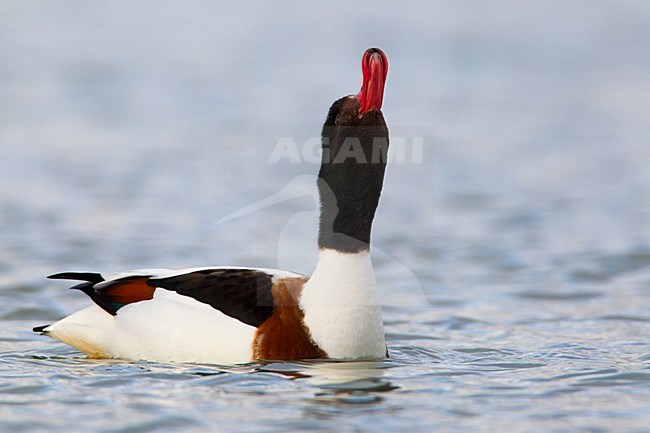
259;359;397;403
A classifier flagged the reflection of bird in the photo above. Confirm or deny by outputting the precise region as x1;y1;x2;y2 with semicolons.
34;48;391;364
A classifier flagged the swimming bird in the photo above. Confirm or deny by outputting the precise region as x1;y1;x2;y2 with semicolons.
34;48;390;364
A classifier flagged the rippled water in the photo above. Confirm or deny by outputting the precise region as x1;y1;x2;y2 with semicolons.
2;2;650;432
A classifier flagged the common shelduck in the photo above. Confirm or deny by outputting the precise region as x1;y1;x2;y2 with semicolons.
34;48;390;364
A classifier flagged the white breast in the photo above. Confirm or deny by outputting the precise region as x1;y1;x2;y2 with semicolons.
299;249;386;359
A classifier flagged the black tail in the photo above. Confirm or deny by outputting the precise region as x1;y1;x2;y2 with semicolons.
48;272;103;283
33;324;50;333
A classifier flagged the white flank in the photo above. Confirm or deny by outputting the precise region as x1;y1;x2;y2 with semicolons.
44;290;257;364
299;249;386;359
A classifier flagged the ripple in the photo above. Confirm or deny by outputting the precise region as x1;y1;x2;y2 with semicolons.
469;362;546;371
312;392;384;404
515;290;604;301
0;384;49;396
454;348;516;355
1;307;60;321
597;314;650;323
317;378;397;393
385;332;444;341
421;316;487;330
569;250;650;282
530;368;619;383
104;417;203;433
389;346;443;362
575;372;650;387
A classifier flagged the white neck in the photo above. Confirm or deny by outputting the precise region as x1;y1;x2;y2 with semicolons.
299;248;386;359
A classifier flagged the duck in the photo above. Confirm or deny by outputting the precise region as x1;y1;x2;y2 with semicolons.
34;47;390;364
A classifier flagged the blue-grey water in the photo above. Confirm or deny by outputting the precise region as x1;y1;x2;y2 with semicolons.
1;2;650;432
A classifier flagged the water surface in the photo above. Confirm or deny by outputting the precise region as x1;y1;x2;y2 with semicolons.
1;2;649;432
